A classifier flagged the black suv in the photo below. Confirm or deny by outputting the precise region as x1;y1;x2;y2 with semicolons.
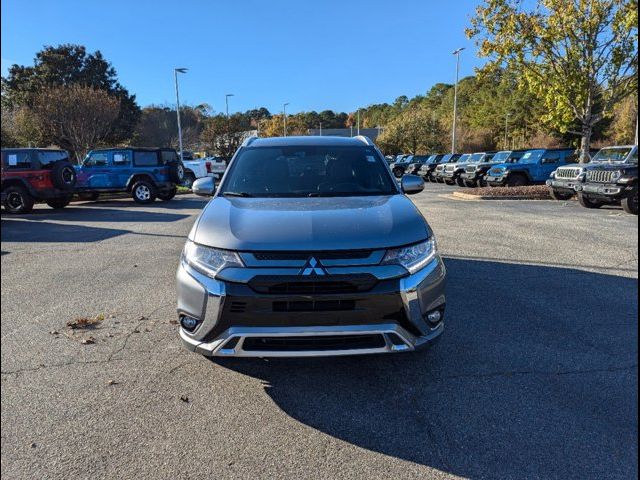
405;155;433;175
575;146;638;215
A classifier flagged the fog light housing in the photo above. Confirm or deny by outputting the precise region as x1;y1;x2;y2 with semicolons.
180;315;199;331
426;309;443;325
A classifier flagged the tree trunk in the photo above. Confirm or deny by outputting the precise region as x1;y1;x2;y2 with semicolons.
579;123;593;163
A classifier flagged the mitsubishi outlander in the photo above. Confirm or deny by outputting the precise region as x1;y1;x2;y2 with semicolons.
176;136;447;357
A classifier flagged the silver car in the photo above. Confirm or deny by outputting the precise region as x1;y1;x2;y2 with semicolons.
176;136;447;357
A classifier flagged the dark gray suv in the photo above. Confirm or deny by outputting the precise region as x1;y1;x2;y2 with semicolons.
176;136;447;357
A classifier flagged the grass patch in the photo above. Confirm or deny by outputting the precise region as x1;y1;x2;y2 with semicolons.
460;185;551;199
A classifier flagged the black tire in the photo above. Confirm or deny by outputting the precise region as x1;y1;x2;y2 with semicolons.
2;185;35;214
478;177;488;188
621;189;638;215
131;180;157;204
50;161;77;190
456;177;466;187
577;192;604;209
444;179;456;186
46;196;72;209
158;187;177;201
393;168;403;178
506;174;528;187
167;161;185;184
436;177;444;183
464;179;477;188
550;189;574;201
182;172;196;188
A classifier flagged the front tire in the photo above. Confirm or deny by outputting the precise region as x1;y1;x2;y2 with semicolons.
550;189;574;201
393;168;403;179
444;179;456;186
577;192;604;209
46;196;72;209
506;174;528;187
456;177;466;187
464;179;478;188
3;186;35;214
621;189;638;215
182;172;196;189
132;180;157;204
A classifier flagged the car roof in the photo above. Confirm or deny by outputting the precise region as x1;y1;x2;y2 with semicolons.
245;136;374;148
89;147;175;152
1;148;66;152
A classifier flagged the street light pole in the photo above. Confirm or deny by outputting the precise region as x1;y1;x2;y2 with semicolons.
505;113;511;149
225;93;234;119
174;68;188;161
451;48;465;154
283;103;289;137
357;109;360;135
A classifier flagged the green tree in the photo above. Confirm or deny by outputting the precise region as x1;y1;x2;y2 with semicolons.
468;0;638;160
376;106;446;154
1;44;140;145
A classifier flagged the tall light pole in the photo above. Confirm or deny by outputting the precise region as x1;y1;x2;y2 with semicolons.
174;68;188;161
283;102;289;137
225;93;234;119
451;48;465;154
357;109;360;135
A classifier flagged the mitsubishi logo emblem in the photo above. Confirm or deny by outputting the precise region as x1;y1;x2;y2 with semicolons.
300;257;326;276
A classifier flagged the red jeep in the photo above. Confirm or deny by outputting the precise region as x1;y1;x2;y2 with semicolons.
1;148;77;214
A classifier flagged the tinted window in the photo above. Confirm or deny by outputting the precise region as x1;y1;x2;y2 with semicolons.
221;146;397;198
112;150;132;165
630;149;638;164
161;150;178;163
134;151;159;166
84;152;109;167
3;151;32;169
38;151;69;167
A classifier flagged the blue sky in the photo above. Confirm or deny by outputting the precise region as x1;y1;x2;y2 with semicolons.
1;0;485;114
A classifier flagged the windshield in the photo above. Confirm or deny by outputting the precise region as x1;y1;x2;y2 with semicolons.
490;151;512;163
591;147;634;163
519;150;544;164
469;153;486;163
456;154;471;163
221;146;398;198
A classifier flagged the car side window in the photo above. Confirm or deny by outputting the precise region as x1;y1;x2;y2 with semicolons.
565;152;579;164
3;151;32;170
112;151;132;167
134;151;159;167
630;150;638;164
541;153;560;164
84;152;109;167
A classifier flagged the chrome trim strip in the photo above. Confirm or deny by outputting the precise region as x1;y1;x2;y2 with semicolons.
179;322;445;358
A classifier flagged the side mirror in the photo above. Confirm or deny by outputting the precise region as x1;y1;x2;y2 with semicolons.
401;175;424;195
192;177;216;197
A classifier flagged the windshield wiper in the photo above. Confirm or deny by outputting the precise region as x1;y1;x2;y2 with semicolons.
222;191;254;197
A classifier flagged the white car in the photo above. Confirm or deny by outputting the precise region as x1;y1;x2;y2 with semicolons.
181;157;226;187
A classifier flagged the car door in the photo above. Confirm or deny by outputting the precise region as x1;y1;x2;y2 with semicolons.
80;151;111;188
111;150;133;187
538;152;561;181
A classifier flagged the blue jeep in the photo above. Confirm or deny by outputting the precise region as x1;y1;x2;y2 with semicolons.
76;148;185;203
485;148;578;187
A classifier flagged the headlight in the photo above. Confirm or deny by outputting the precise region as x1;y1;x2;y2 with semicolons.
550;170;557;178
381;238;437;274
182;240;243;278
610;170;622;181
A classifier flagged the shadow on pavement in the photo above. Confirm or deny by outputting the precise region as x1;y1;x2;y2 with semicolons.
1;206;190;224
212;258;638;479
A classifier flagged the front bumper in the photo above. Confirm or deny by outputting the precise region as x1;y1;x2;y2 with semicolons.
486;175;507;186
575;182;634;200
547;178;582;192
176;257;447;357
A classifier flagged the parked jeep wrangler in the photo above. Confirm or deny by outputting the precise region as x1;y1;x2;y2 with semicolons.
442;151;496;187
546;147;611;200
574;145;638;215
435;154;469;184
405;155;434;175
486;148;578;187
1;148;77;213
389;155;414;178
418;154;449;182
460;150;527;188
75;147;185;203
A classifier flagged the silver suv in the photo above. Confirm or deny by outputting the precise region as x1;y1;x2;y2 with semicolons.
176;136;447;357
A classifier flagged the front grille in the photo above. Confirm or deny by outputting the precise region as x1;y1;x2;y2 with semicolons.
272;300;356;312
489;169;503;176
435;165;445;172
242;334;386;352
445;165;456;173
586;170;618;183
556;168;582;179
465;165;477;174
248;274;378;295
253;251;372;261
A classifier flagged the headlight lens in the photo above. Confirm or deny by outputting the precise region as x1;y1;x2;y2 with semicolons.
381;238;437;274
550;170;557;178
610;170;622;181
182;240;243;278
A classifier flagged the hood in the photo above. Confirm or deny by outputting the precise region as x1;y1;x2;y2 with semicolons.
585;163;637;173
191;195;431;251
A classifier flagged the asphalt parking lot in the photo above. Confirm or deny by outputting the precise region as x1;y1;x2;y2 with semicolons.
1;182;638;479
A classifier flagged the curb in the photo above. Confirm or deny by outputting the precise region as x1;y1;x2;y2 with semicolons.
452;191;551;201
